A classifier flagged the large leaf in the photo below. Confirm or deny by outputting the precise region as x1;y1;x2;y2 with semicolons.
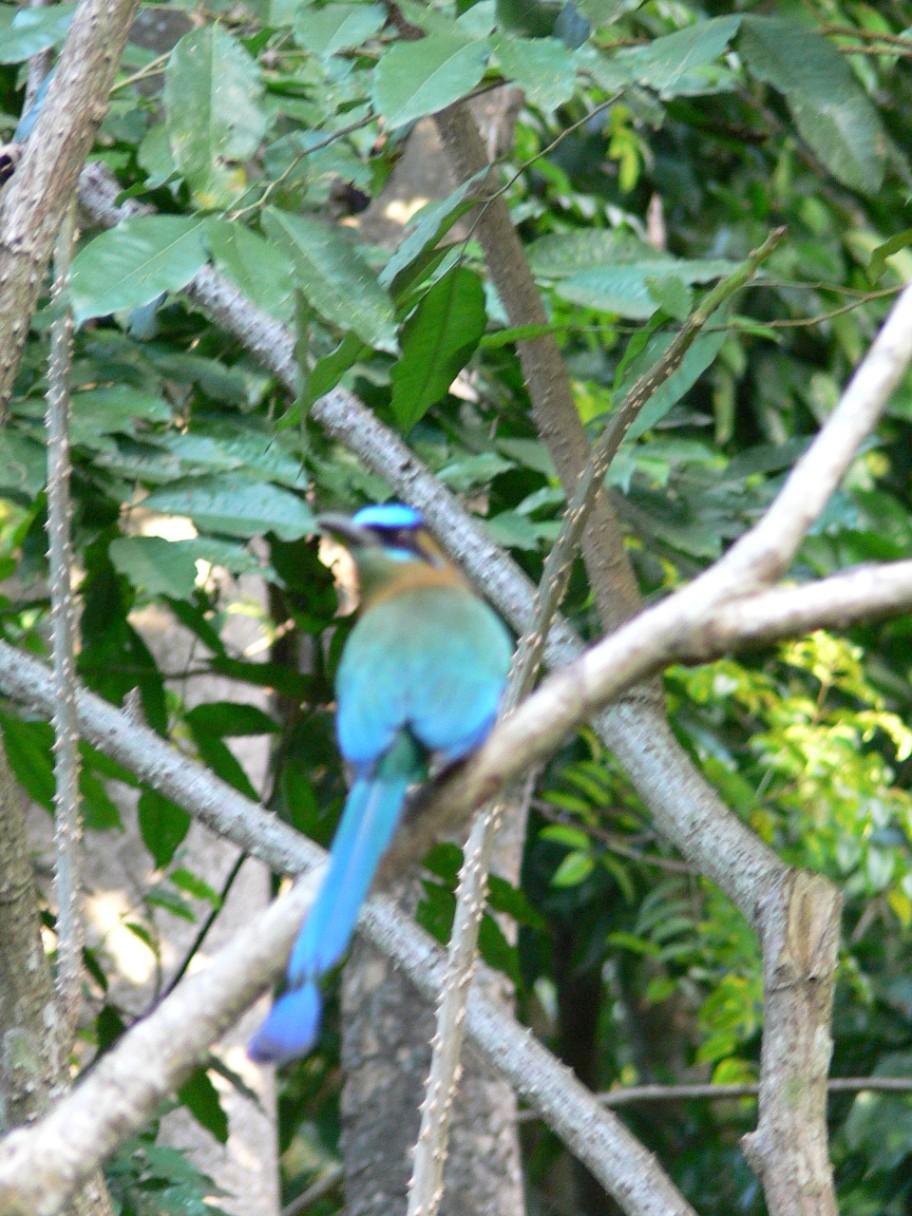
739;15;886;193
553;259;737;319
143;475;315;541
111;536;276;600
138;790;191;869
391;267;487;430
177;1069;229;1144
263;208;397;352
159;427;304;486
71;216;208;324
0;2;75;63
109;537;199;600
204;219;294;322
491;35;578;110
613;15;740;96
293;3;386;56
379;168;487;291
0;433;46;496
529;229;671;276
164;26;266;207
12;388;173;446
612;317;728;443
372;34;490;130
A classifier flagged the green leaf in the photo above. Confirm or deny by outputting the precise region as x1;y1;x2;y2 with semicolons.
436;451;514;491
159;426;303;486
300;332;369;414
391;267;487;430
491;34;578;110
0;2;75;63
612;319;728;443
647;273;692;320
137;123;177;189
551;850;594;886
204;220;294;322
72;388;173;439
187;727;259;801
0;715;54;810
606;930;661;956
263;208;397;352
143;474;315;541
553;259;736;319
184;701;278;737
178;1074;227;1147
81;768;124;831
540;823;590;849
0;433;45;496
292;3;386;56
138;789;191;868
373;34;490;131
528;229;653;277
71;216;208;325
869;227;912;283
486;510;541;550
171;867;221;906
379;169;486;290
739;15;886;193
109;537;199;600
164;26;266;208
614;15;740;95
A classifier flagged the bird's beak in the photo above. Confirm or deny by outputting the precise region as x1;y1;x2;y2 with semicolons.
316;513;370;547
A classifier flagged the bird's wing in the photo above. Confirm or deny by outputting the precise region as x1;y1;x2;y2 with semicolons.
336;585;511;766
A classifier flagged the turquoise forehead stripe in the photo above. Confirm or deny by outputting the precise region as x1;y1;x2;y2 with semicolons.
352;503;423;529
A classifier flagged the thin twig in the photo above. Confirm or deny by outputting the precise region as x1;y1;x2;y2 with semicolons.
110;51;170;93
514;1075;912;1118
156;851;247;1005
533;801;692;875
46;198;83;1037
227;111;375;221
821;23;912;48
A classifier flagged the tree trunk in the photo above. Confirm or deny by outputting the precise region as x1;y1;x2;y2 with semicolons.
341;881;524;1216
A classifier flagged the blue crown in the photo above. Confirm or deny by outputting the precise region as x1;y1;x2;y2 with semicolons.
352;503;423;530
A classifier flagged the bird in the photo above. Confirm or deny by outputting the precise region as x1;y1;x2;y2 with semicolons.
248;503;512;1064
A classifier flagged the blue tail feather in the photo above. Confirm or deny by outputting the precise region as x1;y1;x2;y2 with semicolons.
248;736;419;1064
288;772;409;982
247;981;322;1065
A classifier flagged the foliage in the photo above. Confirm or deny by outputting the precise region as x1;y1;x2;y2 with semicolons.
2;0;912;1212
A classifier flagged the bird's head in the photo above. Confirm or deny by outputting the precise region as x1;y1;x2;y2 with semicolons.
317;503;456;598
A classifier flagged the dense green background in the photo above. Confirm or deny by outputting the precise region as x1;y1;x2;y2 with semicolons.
2;0;911;1211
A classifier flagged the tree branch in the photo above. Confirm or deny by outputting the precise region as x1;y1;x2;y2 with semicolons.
0;649;697;1216
0;0;139;415
71;159;912;1216
404;223;783;1203
0;872;321;1216
0;749;114;1216
45;200;83;1037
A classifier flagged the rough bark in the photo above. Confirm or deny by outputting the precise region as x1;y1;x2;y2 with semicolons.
434;102;645;638
341;884;523;1216
0;749;114;1216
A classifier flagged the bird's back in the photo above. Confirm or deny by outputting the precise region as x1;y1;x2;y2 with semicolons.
337;580;512;770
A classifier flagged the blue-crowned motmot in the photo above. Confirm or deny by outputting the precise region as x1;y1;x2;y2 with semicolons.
249;504;512;1064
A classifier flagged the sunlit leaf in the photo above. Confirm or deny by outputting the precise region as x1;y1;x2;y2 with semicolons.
373;34;490;130
71;216;208;324
164;26;266;207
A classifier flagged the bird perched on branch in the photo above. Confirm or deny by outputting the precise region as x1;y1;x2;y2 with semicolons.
249;503;512;1064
